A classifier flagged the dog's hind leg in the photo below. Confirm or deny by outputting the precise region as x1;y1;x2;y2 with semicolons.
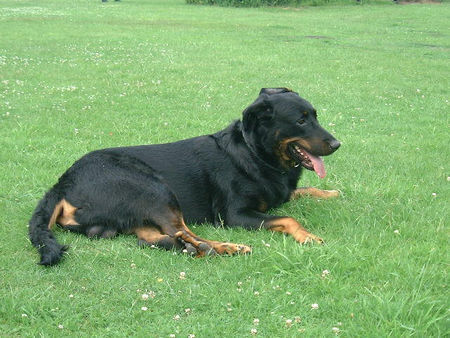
290;187;339;200
177;224;252;256
163;209;251;256
134;226;191;252
130;204;251;256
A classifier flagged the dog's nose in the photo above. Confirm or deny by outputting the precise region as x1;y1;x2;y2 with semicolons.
329;139;341;151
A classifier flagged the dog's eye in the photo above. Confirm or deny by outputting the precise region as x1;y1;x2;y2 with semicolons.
297;119;306;126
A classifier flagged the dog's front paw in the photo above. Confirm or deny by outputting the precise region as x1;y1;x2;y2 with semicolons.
323;189;339;198
299;232;324;245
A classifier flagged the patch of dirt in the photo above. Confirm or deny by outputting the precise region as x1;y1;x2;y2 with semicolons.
397;0;442;4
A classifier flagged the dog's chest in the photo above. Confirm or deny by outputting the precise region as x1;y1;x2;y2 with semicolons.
256;174;295;210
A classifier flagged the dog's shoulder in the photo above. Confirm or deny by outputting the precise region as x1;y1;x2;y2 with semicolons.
208;120;258;174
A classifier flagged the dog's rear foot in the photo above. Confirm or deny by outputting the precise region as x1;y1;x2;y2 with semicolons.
175;231;251;257
195;242;251;257
213;242;252;255
180;241;216;256
182;242;197;255
299;233;324;245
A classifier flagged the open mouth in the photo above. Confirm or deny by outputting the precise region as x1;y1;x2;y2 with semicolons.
288;142;326;178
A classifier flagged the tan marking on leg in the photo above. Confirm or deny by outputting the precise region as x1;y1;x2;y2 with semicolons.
184;223;251;255
174;230;203;248
48;199;80;229
156;210;251;256
176;221;251;256
134;227;165;243
290;187;339;200
133;226;182;250
212;242;252;255
265;217;323;244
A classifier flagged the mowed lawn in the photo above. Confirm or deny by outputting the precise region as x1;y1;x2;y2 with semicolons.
0;0;448;336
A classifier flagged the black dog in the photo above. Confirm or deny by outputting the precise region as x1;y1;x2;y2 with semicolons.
29;88;340;266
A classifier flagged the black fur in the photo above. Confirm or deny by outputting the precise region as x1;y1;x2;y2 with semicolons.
29;191;68;266
29;88;340;265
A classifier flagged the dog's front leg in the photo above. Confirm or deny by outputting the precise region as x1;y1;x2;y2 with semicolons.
290;187;339;200
264;216;323;244
226;210;323;244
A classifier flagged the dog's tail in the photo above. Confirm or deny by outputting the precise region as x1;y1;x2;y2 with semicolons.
29;189;68;266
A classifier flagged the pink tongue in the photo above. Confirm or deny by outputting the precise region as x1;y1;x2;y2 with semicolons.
303;149;326;178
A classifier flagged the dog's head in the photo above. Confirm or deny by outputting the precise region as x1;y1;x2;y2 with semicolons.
242;88;340;178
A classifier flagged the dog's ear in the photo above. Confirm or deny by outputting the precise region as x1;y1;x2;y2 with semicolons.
259;87;294;96
242;93;273;131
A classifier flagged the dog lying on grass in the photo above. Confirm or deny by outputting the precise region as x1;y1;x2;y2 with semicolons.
29;88;340;266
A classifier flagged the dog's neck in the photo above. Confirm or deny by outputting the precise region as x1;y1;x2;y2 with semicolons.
241;129;287;175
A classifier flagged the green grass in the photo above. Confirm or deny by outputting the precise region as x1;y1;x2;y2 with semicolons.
1;0;449;336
